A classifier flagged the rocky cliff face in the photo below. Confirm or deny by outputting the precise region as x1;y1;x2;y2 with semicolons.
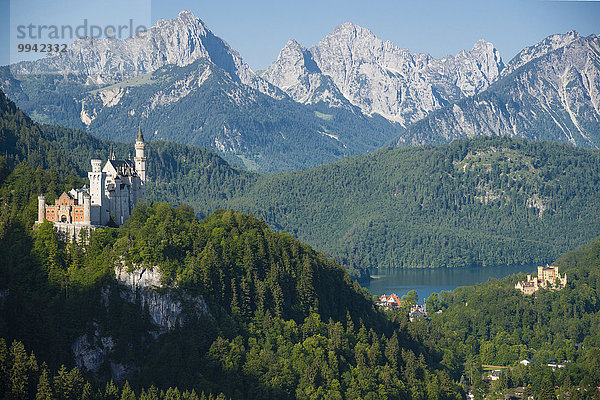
264;22;504;125
261;40;355;109
71;266;210;381
72;322;115;374
398;33;600;148
114;265;208;331
11;10;282;99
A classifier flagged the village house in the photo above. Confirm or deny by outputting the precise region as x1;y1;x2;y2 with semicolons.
409;304;428;322
378;293;403;309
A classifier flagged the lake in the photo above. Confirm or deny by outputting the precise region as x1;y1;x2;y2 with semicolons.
364;265;536;304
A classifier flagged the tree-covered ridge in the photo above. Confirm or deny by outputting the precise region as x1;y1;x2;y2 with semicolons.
223;137;600;273
117;204;380;325
418;235;600;398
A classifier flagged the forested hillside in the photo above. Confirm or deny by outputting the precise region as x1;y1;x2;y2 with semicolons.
224;138;600;273
3;88;600;275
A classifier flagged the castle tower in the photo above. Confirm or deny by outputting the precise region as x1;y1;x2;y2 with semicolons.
134;126;146;183
88;155;106;220
37;195;46;223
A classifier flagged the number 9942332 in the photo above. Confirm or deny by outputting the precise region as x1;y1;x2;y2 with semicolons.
17;43;67;52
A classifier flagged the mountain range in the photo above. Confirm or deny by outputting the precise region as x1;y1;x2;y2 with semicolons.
262;23;504;125
400;30;600;147
0;11;401;172
3;11;597;172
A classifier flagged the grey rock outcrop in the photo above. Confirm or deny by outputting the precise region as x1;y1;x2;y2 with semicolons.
399;32;600;148
72;322;114;374
261;40;355;109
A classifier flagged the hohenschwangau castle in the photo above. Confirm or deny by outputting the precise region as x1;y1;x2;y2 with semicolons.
36;128;147;239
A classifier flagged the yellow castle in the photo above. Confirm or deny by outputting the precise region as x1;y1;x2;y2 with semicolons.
515;265;567;295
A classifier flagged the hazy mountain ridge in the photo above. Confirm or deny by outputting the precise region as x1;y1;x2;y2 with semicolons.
264;22;504;125
397;32;600;147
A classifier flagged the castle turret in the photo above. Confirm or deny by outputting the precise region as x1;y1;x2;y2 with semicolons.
134;126;146;183
37;195;46;223
83;192;91;224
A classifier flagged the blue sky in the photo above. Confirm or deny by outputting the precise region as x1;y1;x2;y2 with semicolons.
1;0;599;69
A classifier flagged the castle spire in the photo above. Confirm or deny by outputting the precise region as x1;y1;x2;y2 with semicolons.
137;125;144;142
109;144;115;160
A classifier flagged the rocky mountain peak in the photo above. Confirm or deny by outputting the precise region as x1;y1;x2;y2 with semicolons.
454;39;505;88
264;23;504;124
262;37;349;106
503;30;582;76
327;22;379;41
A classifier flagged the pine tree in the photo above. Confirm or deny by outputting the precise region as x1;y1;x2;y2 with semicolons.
9;340;29;400
35;367;54;400
298;255;317;314
104;380;120;400
81;382;92;400
385;332;399;369
120;381;136;400
538;377;557;400
164;387;181;400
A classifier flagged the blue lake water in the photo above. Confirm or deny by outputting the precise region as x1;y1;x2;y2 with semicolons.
364;265;536;304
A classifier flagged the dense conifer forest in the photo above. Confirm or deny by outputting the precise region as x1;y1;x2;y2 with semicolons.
0;163;462;399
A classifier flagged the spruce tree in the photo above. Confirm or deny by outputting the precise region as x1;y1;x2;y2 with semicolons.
35;367;54;400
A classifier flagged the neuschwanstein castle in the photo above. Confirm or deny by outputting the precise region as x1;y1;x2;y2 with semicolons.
36;128;147;239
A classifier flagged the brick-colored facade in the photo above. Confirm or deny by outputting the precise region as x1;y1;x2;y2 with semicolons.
44;192;87;223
